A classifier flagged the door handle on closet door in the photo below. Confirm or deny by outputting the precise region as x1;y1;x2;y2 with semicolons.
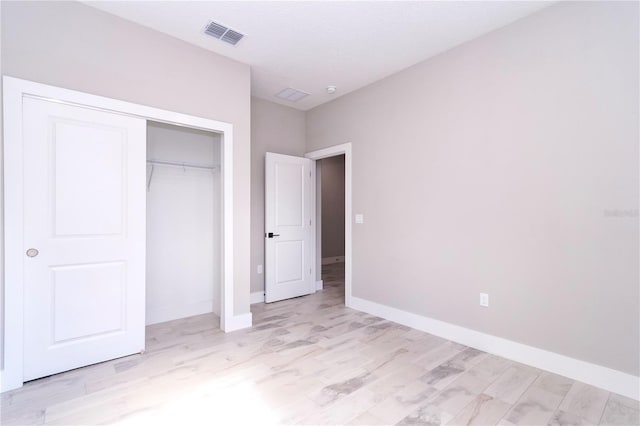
267;233;280;238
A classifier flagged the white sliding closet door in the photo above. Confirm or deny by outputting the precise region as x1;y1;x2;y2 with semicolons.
22;97;146;381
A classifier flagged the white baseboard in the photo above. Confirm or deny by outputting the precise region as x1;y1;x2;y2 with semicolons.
322;256;345;265
255;284;323;300
1;368;24;392
223;312;253;332
250;291;265;304
146;300;215;326
349;296;640;401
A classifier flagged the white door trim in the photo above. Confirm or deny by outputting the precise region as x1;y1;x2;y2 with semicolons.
2;76;238;392
305;143;352;307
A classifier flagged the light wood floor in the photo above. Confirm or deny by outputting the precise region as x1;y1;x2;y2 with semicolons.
1;263;638;425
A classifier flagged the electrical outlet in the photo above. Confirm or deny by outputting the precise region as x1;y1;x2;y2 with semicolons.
480;293;489;307
257;264;263;274
355;214;364;224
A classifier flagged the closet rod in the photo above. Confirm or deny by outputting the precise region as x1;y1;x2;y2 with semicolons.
146;159;219;191
147;159;218;171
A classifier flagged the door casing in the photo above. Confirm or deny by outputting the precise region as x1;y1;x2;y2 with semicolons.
2;76;240;392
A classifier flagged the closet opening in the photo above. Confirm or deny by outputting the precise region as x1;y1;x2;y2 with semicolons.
145;121;222;326
2;77;239;391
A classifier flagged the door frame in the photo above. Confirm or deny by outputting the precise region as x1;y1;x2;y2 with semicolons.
305;143;352;307
2;76;236;392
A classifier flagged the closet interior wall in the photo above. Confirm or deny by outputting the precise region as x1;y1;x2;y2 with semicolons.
146;121;222;325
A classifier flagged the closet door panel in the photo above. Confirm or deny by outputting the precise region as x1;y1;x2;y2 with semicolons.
22;97;146;381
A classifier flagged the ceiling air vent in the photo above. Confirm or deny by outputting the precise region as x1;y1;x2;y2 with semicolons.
275;87;310;102
204;21;245;46
221;29;244;45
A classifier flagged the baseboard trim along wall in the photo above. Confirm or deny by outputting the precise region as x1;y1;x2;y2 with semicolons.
322;256;345;265
349;296;640;401
224;313;253;332
146;300;216;326
251;283;323;304
250;291;265;304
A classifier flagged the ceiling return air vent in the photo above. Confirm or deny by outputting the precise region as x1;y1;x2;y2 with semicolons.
204;20;244;46
275;87;309;102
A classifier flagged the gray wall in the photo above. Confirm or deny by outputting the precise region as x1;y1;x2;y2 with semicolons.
250;97;306;293
0;0;252;327
306;1;639;376
321;155;345;258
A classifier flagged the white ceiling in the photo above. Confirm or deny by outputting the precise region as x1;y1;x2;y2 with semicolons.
85;1;552;111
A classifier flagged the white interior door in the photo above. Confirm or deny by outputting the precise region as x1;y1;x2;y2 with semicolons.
22;97;146;381
265;153;314;303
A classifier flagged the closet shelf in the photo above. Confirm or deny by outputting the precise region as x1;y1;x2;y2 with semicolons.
146;159;220;191
147;159;218;170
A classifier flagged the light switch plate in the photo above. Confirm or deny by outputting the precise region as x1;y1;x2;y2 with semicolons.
355;214;364;224
480;293;489;307
257;265;263;274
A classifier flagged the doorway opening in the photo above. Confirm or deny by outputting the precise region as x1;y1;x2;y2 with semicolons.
306;143;353;307
261;144;352;307
316;155;346;305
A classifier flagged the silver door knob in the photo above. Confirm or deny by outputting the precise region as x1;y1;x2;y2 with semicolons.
26;248;39;258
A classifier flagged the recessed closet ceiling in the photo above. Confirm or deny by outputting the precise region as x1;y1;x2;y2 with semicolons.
83;1;552;111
